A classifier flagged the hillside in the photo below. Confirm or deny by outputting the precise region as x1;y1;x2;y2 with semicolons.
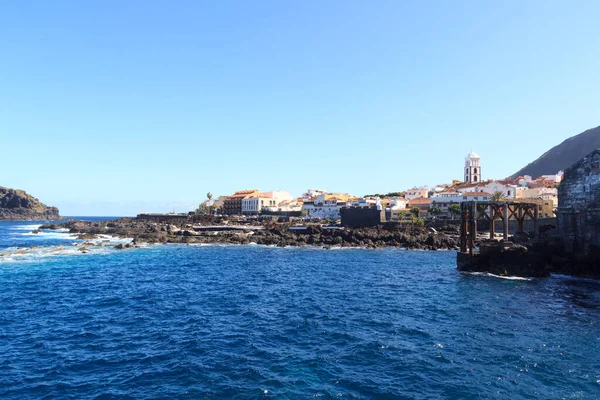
0;186;61;220
510;125;600;178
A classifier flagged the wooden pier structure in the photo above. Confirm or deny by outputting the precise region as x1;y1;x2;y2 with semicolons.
459;201;539;255
457;200;550;277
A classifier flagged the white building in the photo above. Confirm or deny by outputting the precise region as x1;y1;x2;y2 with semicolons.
540;172;564;184
462;191;493;201
388;197;407;210
348;196;383;209
464;152;481;183
431;191;462;203
265;190;294;204
242;190;296;215
518;175;533;186
516;186;558;207
242;193;277;215
302;189;327;201
433;184;451;194
454;181;516;199
302;194;348;220
430;191;462;216
404;187;428;201
264;199;303;213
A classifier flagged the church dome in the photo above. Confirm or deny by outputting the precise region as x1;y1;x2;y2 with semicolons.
467;151;480;159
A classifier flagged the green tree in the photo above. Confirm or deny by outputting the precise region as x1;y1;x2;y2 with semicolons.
412;217;425;227
448;203;461;219
410;207;420;218
491;190;505;202
396;211;407;221
429;206;442;216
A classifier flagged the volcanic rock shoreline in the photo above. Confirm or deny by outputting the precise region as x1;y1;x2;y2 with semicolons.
39;217;461;250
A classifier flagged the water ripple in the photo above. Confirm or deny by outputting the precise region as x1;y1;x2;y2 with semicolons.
0;222;599;398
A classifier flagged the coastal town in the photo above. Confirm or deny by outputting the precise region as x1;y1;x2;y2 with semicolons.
4;3;600;398
98;147;597;279
170;151;563;227
6;146;599;279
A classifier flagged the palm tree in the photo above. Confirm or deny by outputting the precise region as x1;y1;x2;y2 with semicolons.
491;190;505;202
207;192;213;215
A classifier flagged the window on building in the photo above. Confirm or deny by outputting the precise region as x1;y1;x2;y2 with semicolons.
474;176;478;182
474;168;478;174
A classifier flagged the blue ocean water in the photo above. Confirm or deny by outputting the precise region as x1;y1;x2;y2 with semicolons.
0;221;599;399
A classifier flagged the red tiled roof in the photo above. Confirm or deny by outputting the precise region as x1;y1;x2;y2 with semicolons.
462;192;493;197
438;191;460;195
408;198;431;205
454;180;493;189
496;179;517;185
226;190;258;199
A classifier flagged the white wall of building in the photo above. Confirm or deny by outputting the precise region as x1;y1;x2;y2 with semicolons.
301;202;344;219
242;196;278;214
241;190;296;214
455;181;516;198
302;189;327;201
265;190;295;204
405;187;428;201
388;197;407;210
464;152;481;183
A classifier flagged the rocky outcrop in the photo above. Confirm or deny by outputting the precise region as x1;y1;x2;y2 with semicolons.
0;186;61;220
457;241;550;278
39;218;460;250
456;233;600;280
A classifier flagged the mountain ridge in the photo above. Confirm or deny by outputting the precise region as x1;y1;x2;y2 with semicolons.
510;125;600;178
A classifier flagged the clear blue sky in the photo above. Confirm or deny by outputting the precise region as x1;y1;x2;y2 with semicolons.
1;1;599;216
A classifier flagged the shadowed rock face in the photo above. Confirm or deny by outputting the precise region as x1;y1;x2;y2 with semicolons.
0;186;60;220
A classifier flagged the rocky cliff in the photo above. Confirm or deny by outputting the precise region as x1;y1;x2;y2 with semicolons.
0;186;61;220
510;125;600;178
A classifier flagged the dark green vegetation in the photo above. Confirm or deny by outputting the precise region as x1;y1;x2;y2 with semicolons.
363;192;404;197
510;125;600;178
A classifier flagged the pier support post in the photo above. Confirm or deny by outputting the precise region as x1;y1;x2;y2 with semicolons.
503;204;509;240
533;206;539;238
473;201;478;240
517;208;524;233
469;201;476;256
459;203;467;253
489;204;495;239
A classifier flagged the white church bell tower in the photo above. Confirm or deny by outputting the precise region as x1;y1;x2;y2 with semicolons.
464;152;481;183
